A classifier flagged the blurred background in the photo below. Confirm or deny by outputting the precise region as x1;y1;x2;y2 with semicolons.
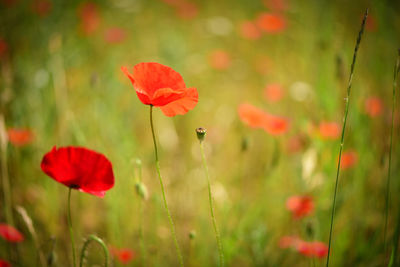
1;0;400;266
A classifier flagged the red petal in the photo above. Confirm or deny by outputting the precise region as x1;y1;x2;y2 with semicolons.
238;103;267;128
0;224;24;243
41;146;114;197
160;87;198;116
0;259;11;267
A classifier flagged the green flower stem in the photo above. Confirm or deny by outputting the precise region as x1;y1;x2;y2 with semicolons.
149;105;184;267
383;50;400;254
79;235;109;267
326;8;368;267
199;141;224;267
67;188;77;267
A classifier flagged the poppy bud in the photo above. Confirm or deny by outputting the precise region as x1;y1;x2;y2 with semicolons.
189;230;196;240
195;127;206;142
135;182;148;200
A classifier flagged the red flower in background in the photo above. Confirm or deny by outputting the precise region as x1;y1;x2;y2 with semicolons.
279;235;299;248
318;121;340;140
364;97;383;117
110;247;136;265
238;104;267;129
0;38;7;58
7;128;34;146
340;150;358;170
263;0;288;11
0;259;11;267
365;14;377;32
0;224;24;242
297;241;328;258
286;195;314;219
256;13;286;33
41;146;115;197
263;113;289;135
264;83;284;102
78;2;101;35
104;28;126;44
209;50;232;70
121;62;198;117
31;0;52;17
238;21;261;40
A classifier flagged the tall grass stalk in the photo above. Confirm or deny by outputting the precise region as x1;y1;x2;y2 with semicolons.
149;105;184;267
325;9;368;267
67;188;77;267
387;49;400;267
196;128;224;267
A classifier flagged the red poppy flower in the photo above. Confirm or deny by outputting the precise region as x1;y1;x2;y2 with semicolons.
7;128;34;146
31;0;52;17
365;97;383;117
121;62;198;117
263;0;288;11
264;83;284;102
104;27;126;44
297;240;328;258
238;103;267;129
318;121;340;140
209;50;231;70
0;259;11;267
0;38;7;58
340;150;358;170
238;21;261;40
110;247;136;265
40;146;115;197
279;235;299;249
256;13;286;33
365;14;377;32
263;113;289;135
0;224;24;243
78;2;101;35
286;195;314;219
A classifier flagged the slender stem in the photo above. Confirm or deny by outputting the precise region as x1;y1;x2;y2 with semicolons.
326;9;368;267
0;114;14;226
149;105;184;267
199;141;224;267
67;188;77;267
383;50;400;254
79;235;109;267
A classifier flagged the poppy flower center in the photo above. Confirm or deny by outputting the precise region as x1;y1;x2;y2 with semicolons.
69;184;80;189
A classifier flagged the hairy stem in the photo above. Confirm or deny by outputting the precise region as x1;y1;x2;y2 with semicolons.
326;8;368;267
79;235;109;267
199;141;224;267
67;188;77;267
149;105;184;267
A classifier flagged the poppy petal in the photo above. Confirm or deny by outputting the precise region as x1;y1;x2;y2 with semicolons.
0;224;24;243
160;87;198;117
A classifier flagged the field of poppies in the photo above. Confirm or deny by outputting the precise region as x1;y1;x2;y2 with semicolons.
1;0;400;266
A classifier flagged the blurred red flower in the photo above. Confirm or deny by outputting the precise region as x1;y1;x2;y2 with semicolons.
31;0;52;17
318;121;340;140
340;150;358;170
104;28;126;44
7;128;34;146
110;247;136;265
0;224;24;243
40;146;115;197
0;259;11;267
256;13;286;33
286;195;314;219
263;113;289;135
297;241;328;258
364;97;383;117
238;103;289;135
263;0;288;11
238;21;261;40
365;14;377;32
279;235;299;248
121;62;198;117
0;38;7;58
209;50;231;70
238;103;267;129
78;2;101;35
264;83;284;102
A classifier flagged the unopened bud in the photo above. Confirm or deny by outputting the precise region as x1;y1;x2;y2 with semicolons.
189;230;196;240
195;127;206;142
135;182;148;200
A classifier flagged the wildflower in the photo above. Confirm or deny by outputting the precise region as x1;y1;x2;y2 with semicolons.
340;150;358;170
238;21;261;40
7;128;34;146
209;50;231;70
0;259;10;267
78;2;101;35
364;96;382;117
31;0;51;17
264;83;284;102
110;247;136;265
286;196;314;219
0;223;24;243
318;121;340;140
104;28;126;44
121;62;198;117
40;146;115;197
256;13;286;33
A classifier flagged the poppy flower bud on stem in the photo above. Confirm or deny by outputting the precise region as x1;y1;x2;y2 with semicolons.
135;182;148;200
196;127;206;142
